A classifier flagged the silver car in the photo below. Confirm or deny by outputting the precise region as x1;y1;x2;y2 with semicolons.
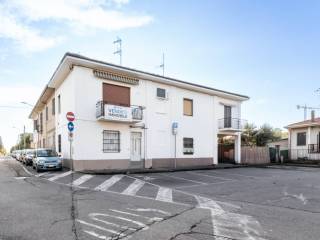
32;148;63;172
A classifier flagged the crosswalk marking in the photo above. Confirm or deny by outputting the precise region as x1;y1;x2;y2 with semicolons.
94;175;124;191
48;171;73;181
72;174;93;186
122;179;145;196
156;187;173;202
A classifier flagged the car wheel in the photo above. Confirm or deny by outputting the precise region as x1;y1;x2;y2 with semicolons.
36;166;41;173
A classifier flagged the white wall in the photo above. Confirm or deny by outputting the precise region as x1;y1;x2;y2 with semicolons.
55;66;244;164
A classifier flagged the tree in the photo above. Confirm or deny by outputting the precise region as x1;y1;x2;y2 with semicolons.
241;123;283;147
255;124;282;146
241;123;258;146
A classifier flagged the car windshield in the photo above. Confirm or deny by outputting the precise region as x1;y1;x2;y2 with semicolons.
37;150;58;157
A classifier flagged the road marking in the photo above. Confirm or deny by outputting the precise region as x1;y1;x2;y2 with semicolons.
122;179;145;196
156;187;173;202
89;212;148;229
21;165;33;176
190;171;234;181
109;209;163;222
72;174;93;186
48;171;73;181
94;175;124;191
76;219;126;237
127;208;170;216
89;213;136;231
160;173;208;185
35;172;49;177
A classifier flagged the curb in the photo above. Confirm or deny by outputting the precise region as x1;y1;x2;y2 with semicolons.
76;163;273;175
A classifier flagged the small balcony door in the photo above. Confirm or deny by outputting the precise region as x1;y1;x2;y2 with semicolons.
130;132;142;161
224;105;232;128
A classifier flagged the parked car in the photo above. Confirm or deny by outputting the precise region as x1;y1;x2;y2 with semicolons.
23;149;35;166
11;150;17;159
33;148;62;172
16;150;22;161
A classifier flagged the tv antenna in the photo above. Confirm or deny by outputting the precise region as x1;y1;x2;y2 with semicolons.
297;104;320;120
157;53;165;76
113;37;122;65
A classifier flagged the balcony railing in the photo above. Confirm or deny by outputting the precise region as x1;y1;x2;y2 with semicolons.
218;118;247;131
308;144;320;154
96;101;143;123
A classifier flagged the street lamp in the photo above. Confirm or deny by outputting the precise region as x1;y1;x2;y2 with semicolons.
20;101;34;107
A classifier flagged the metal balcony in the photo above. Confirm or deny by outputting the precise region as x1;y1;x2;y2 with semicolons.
96;101;143;123
218;118;247;131
308;144;320;154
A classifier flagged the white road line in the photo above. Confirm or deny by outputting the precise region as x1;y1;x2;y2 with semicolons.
122;179;145;196
72;174;93;186
160;173;208;185
89;213;136;231
89;212;148;229
156;187;173;202
109;209;162;222
48;171;73;181
190;171;234;181
127;208;170;216
76;219;126;237
21;165;33;176
94;175;124;191
35;172;49;177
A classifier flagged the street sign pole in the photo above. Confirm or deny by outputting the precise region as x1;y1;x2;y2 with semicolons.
66;112;75;171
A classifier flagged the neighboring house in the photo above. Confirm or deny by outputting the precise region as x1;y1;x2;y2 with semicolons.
285;114;320;161
29;53;249;171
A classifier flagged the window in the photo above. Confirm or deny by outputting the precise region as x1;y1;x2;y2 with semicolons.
297;132;306;146
40;113;43;132
58;95;61;114
224;105;232;128
183;98;193;116
33;120;38;132
43;138;45;148
157;88;167;99
103;130;120;152
103;83;130;107
52;98;55;115
45;106;48;121
183;138;194;155
58;134;61;153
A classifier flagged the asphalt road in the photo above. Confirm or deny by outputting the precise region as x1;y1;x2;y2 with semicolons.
1;157;320;240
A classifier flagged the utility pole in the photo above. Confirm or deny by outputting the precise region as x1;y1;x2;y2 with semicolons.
297;104;320;120
159;53;165;76
23;125;26;149
113;37;122;65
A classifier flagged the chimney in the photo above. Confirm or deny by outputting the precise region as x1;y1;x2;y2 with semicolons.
311;110;315;122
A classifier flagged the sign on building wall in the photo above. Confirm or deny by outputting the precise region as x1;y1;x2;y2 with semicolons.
104;104;142;122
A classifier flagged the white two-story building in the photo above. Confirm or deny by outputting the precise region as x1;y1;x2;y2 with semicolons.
285;113;320;161
29;53;248;171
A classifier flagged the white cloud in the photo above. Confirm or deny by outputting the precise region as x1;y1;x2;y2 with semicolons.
0;6;61;52
7;0;153;30
0;0;153;52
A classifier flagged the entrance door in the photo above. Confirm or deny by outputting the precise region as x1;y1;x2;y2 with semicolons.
130;132;142;161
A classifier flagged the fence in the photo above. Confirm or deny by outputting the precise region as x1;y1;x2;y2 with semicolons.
289;149;320;161
241;146;270;164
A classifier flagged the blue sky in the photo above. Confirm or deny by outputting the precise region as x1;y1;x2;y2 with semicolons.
0;0;320;150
